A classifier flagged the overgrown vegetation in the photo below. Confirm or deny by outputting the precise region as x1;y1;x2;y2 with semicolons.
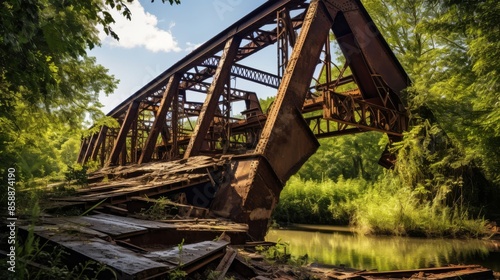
256;239;309;267
3;230;117;280
138;196;179;220
64;164;89;187
273;0;500;237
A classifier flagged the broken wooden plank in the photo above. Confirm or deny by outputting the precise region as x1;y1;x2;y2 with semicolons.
22;223;110;240
423;267;493;280
128;196;209;218
102;204;129;216
60;215;148;239
144;240;229;267
92;213;176;230
53;174;210;204
214;247;237;280
77;181;142;194
28;225;173;279
357;265;493;279
42;200;87;214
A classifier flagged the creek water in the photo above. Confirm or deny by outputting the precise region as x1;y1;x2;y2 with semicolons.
265;225;500;272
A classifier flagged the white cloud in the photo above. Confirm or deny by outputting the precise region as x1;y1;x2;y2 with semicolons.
99;1;181;53
185;42;203;52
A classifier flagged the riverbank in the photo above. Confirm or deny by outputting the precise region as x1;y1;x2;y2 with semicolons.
273;176;496;238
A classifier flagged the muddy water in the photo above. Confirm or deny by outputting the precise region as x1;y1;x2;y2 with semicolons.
266;225;500;272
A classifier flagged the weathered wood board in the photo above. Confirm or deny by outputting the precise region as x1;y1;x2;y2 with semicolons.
24;225;173;279
145;240;229;266
92;213;176;230
57;215;149;238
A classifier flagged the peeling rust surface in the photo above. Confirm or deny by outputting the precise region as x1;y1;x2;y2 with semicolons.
73;0;411;246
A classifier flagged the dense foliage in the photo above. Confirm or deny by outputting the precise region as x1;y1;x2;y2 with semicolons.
0;1;178;277
1;0;181;179
273;0;500;236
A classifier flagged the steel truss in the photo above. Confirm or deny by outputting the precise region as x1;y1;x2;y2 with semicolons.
77;0;411;240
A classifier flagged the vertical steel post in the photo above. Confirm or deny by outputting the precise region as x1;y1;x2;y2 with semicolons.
184;36;242;158
106;101;140;166
90;126;108;163
139;74;181;164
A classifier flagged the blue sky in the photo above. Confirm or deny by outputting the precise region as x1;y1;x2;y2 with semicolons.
90;0;268;114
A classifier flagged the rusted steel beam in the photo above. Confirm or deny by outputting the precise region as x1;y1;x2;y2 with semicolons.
90;126;108;162
324;92;406;136
100;131;109;166
255;0;330;181
181;66;215;89
82;133;98;164
332;12;381;103
324;0;409;112
131;116;138;163
200;57;281;89
304;115;365;138
186;82;256;101
277;7;296;77
139;74;181;164
334;0;410;95
184;37;242;158
77;137;89;164
210;0;332;241
236;9;306;60
106;0;299;119
106;101;140;167
120;140;128;166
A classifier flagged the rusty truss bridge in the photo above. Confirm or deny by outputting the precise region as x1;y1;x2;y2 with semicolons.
75;0;410;241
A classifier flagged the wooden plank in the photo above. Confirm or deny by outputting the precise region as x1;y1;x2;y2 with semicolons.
29;225;173;278
103;204;129;216
428;268;494;280
61;215;148;238
129;196;209;218
145;240;229;267
357;265;488;278
52;174;210;203
42;201;87;213
25;223;110;240
76;181;142;194
93;213;176;230
215;247;237;280
107;101;140;166
173;224;248;232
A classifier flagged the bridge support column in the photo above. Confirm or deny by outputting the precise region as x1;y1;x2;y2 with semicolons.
90;126;108;163
184;36;242;158
139;74;181;164
82;133;98;165
210;0;332;240
106;101;140;167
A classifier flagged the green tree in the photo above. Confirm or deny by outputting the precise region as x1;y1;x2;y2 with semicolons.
0;0;181;178
361;0;500;219
298;132;386;181
422;0;500;184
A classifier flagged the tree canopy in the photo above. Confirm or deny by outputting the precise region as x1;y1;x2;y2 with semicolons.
0;0;180;179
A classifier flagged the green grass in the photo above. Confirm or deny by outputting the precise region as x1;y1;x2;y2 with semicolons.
273;175;489;238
